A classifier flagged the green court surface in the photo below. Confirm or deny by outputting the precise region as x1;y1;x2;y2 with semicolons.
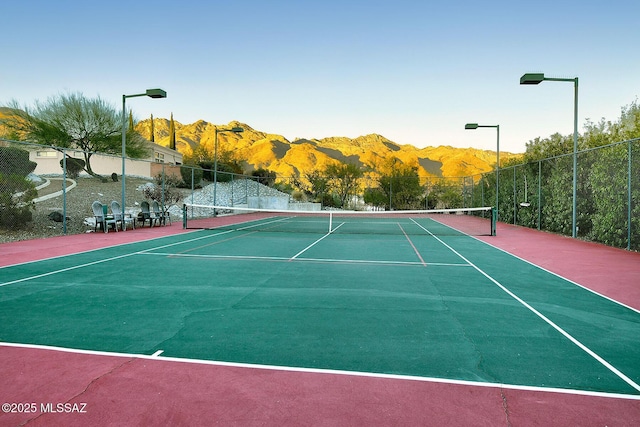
1;216;639;397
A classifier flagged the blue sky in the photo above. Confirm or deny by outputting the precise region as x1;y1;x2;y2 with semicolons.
2;0;639;153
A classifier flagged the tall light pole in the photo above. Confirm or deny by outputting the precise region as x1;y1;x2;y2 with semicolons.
213;126;244;210
121;89;167;216
465;123;500;218
520;73;579;238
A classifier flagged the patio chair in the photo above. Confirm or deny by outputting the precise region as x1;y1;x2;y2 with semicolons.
110;201;133;231
92;201;117;233
152;201;171;226
138;201;152;227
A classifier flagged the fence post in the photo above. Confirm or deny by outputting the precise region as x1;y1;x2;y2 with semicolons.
424;178;429;209
62;148;67;235
513;167;517;225
471;177;475;208
161;163;166;210
537;161;542;230
190;166;194;211
628;140;632;251
496;169;501;219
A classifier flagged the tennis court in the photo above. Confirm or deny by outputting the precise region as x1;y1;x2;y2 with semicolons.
1;210;639;425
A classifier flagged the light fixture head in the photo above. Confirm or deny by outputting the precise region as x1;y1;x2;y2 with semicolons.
146;88;167;98
520;73;545;85
465;123;479;130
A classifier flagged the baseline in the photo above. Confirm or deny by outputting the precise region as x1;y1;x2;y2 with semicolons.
140;251;470;267
2;341;638;401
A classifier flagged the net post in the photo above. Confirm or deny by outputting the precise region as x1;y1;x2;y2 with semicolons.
491;207;497;236
182;204;187;229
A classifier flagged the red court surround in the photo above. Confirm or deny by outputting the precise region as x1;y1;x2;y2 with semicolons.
1;222;639;426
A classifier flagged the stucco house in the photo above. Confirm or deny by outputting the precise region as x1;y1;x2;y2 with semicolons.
29;141;182;179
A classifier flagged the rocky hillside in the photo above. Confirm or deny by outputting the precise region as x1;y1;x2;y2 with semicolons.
139;118;520;180
1;104;519;180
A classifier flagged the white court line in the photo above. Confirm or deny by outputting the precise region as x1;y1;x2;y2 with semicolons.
0;229;236;288
1;226;469;289
473;236;640;315
398;223;427;266
4;223;637;392
0;228;209;270
289;222;346;260
1;341;639;401
235;216;294;231
0;252;144;288
411;218;640;393
141;252;470;267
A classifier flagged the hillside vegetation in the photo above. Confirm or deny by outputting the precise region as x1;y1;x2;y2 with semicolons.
136;118;520;179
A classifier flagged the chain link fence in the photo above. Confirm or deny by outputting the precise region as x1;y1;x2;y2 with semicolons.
1;137;638;250
0;139;287;242
468;138;639;250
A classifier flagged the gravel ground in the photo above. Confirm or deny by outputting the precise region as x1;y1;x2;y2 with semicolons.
1;176;155;243
1;176;290;243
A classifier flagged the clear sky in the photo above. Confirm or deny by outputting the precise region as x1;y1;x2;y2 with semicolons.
2;0;639;153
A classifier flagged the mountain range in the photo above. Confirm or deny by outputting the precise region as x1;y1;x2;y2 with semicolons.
0;104;520;180
139;118;521;180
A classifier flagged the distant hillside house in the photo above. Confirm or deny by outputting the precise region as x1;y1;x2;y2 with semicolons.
29;141;182;179
148;141;182;165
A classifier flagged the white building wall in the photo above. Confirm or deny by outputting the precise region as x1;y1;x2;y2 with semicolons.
29;142;182;178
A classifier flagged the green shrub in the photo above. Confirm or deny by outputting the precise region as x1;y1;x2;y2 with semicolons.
251;168;276;186
198;161;214;181
0;147;37;176
153;173;183;188
0;173;36;229
321;193;339;208
216;163;235;183
61;157;85;178
194;162;237;183
180;165;203;189
0;147;37;229
291;190;306;202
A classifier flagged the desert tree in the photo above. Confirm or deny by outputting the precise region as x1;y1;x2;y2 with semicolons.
303;170;330;202
324;162;363;208
150;113;155;142
2;92;149;178
169;112;176;150
372;157;423;210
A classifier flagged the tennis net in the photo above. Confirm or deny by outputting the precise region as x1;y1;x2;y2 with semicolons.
183;204;496;236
